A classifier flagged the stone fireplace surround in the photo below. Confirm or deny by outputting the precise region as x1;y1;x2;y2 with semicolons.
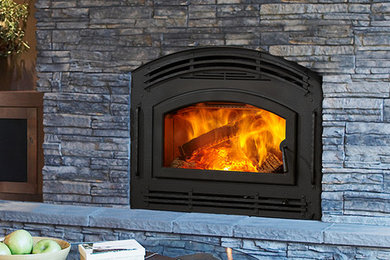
2;0;390;258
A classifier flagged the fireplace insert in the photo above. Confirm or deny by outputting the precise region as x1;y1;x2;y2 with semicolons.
130;47;322;220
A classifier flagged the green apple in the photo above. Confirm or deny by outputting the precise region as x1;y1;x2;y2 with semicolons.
4;229;33;255
0;242;11;255
32;239;61;254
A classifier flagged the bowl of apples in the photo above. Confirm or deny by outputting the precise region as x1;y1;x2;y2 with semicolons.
0;230;70;260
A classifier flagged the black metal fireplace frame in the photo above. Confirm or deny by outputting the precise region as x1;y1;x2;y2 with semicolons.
131;47;322;220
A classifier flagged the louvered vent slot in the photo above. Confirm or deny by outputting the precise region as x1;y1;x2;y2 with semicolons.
144;190;307;214
193;62;256;71
193;55;256;63
182;71;260;81
192;55;256;70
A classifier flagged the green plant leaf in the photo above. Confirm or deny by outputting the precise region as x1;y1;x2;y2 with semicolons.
0;0;30;57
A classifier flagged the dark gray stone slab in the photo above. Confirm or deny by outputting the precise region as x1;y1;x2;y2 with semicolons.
172;213;248;237
233;217;332;243
322;215;390;227
89;208;185;233
346;122;390;135
0;200;100;226
324;223;390;247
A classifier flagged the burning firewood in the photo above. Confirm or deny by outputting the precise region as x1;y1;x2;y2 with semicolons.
257;153;283;173
179;114;265;159
175;114;284;173
179;122;240;159
170;158;195;168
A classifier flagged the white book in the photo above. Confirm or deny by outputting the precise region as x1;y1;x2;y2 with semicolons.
78;239;145;260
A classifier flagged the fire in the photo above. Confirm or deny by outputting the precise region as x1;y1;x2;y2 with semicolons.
164;102;286;173
226;247;233;260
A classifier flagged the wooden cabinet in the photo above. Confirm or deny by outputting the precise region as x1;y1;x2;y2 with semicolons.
0;91;43;201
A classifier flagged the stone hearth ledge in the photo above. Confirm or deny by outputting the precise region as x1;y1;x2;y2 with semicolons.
0;200;389;248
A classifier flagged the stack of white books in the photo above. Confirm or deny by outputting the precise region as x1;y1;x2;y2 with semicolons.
78;239;145;260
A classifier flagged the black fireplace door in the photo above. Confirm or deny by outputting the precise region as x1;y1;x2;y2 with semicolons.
152;86;297;185
131;47;322;220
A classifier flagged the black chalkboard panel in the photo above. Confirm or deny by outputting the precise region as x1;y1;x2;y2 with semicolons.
0;119;27;182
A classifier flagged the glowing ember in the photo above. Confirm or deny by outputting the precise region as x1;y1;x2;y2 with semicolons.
183;145;258;172
164;102;286;173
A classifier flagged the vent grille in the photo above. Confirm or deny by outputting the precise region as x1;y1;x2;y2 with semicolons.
181;71;262;81
144;190;308;216
144;54;309;90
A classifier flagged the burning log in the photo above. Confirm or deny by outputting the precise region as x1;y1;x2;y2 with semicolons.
179;115;264;159
179;122;240;159
170;158;195;168
257;153;283;173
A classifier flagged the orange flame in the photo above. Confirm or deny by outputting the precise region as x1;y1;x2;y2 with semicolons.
165;102;286;173
226;247;233;260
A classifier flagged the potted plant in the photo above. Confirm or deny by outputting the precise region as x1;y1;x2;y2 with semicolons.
0;0;34;91
0;0;29;57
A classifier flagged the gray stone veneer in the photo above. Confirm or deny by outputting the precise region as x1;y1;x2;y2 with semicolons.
2;200;390;260
34;0;390;226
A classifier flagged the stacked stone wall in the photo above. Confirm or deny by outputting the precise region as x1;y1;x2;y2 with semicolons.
35;0;390;224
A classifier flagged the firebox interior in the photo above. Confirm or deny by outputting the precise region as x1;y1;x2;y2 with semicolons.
164;102;286;174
